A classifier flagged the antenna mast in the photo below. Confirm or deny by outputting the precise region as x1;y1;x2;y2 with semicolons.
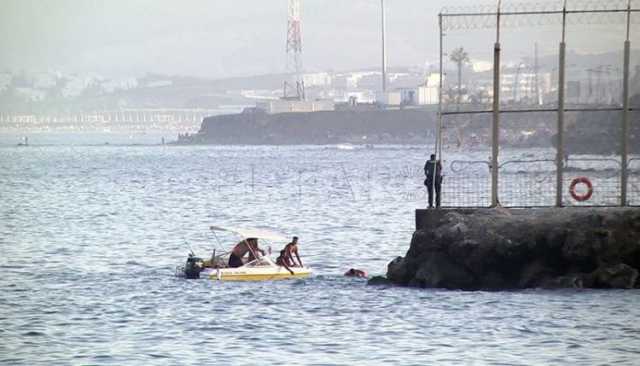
286;0;304;100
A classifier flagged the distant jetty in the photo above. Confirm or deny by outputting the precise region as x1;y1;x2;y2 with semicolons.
382;208;640;290
177;93;639;147
177;107;437;145
176;106;559;146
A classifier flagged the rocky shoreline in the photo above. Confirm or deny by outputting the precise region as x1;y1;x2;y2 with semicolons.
177;106;555;146
182;108;436;145
380;208;640;290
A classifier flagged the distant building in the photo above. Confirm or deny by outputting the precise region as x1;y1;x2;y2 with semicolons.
15;87;46;101
333;90;376;104
380;72;444;106
384;91;402;106
471;69;552;105
0;72;11;91
256;99;335;114
331;71;379;90
303;72;331;87
417;85;439;105
501;71;540;103
101;77;139;93
417;73;442;105
31;72;57;89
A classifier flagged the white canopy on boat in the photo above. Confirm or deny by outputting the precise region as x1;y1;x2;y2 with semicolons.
209;225;289;242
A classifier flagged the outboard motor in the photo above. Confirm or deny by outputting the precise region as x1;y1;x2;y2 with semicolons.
184;253;204;279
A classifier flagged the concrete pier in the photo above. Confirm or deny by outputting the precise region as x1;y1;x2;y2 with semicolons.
388;207;640;290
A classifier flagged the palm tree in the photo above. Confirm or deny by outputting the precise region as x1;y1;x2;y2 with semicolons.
450;47;470;107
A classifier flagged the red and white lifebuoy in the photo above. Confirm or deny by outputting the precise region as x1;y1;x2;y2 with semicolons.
569;177;593;202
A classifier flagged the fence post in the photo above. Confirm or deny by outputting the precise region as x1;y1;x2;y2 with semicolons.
491;0;502;208
436;13;444;207
621;1;631;206
556;1;567;207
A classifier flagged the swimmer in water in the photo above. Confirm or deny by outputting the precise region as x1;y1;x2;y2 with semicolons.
344;268;367;278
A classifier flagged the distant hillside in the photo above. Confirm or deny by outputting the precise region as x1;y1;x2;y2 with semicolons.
562;93;640;155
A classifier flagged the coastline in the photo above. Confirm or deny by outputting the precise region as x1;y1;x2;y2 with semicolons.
382;207;640;290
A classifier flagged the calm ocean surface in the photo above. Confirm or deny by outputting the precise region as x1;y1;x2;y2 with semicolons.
1;138;639;365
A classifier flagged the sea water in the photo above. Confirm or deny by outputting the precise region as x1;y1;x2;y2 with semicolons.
1;142;639;365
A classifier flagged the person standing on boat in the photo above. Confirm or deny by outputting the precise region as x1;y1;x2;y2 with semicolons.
228;238;263;267
284;236;303;267
424;154;443;208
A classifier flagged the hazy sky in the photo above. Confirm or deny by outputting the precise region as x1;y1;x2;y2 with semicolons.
0;0;635;79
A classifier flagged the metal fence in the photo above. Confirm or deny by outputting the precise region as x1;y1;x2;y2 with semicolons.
499;159;557;207
441;157;639;208
629;158;640;206
442;160;491;207
435;0;638;208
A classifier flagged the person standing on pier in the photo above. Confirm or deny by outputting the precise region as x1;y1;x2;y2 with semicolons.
424;154;443;208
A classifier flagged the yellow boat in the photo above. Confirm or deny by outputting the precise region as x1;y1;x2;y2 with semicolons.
179;225;312;281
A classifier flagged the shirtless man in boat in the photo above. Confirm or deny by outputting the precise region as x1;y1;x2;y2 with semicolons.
228;238;264;268
276;250;295;275
284;236;303;267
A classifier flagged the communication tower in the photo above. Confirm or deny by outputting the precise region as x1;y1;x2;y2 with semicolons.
285;0;304;100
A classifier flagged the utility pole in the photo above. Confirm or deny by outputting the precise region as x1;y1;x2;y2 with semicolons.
587;68;593;102
534;42;540;105
437;13;443;168
381;0;388;98
513;62;524;102
595;66;604;103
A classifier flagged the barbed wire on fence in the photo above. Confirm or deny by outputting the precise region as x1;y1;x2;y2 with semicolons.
440;0;639;31
449;160;491;174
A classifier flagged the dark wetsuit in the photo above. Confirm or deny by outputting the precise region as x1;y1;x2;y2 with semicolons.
228;253;243;268
424;159;443;208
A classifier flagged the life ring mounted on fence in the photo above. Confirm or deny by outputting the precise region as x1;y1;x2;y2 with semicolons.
569;177;593;202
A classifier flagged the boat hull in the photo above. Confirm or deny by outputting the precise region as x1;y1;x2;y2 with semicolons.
201;266;312;281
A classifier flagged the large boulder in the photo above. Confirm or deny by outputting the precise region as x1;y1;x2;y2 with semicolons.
387;208;640;290
367;276;392;286
591;263;638;289
387;256;409;284
410;252;475;289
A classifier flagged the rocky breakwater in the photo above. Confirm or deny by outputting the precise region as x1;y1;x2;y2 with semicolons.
386;208;640;290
